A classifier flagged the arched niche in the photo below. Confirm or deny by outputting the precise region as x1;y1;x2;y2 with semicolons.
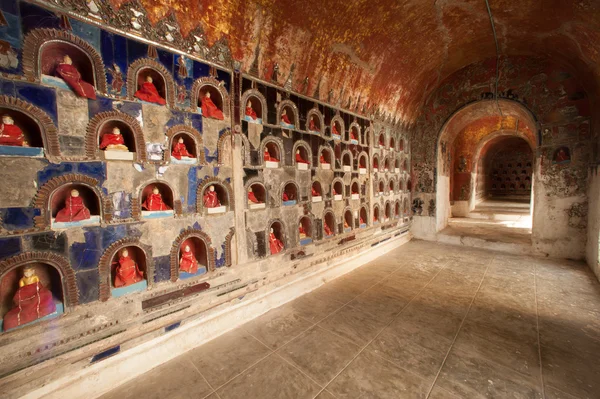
0;252;77;331
407;179;412;192
109;246;147;297
241;89;267;124
351;181;360;200
191;77;230;119
140;182;175;218
282;182;298;205
278;100;299;129
127;58;176;107
246;180;267;210
389;178;395;194
261;138;283;168
348;123;360;144
395;200;401;218
395;157;401;172
87;111;145;162
319;146;333;169
0;96;59;157
403;159;408;172
306;108;323;134
373;205;381;223
334;143;343;170
403;198;410;216
343;208;354;231
267;220;286;255
390;137;396;151
358;153;368;174
293;142;311;169
323;211;336;237
378;132;386;148
49;183;102;228
378;180;385;195
373;154;380;171
359;206;368;227
166;125;205;165
311;180;323;202
218;128;249;166
170;228;216;282
332;179;345;200
299;216;313;244
383;157;390;172
362;127;371;147
23;28;107;94
385;202;392;221
198;180;232;214
331;115;344;139
399;138;405;151
341;151;353;172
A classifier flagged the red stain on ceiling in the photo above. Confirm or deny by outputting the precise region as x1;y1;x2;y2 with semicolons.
109;0;600;123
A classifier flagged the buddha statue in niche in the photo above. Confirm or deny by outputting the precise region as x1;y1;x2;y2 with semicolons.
299;222;307;239
3;266;57;331
142;186;171;211
344;219;350;229
179;245;199;274
55;189;91;223
332;122;340;137
171;137;193;160
264;147;278;162
0;114;25;146
281;108;292;125
135;75;166;105
56;55;97;99
282;188;294;202
309;115;319;132
201;91;224;120
319;151;328;164
350;129;357;141
360;215;365;225
247;187;260;204
245;100;257;120
295;149;308;164
113;248;144;288
269;227;284;255
311;186;320;197
203;185;221;208
100;127;129;151
324;222;333;236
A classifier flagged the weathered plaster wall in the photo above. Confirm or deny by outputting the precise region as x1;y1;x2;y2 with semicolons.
586;168;600;280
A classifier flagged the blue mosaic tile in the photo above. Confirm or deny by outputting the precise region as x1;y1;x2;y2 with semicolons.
78;162;106;182
215;244;226;268
76;269;100;304
157;48;174;75
216;69;231;92
0;237;20;259
27;231;67;253
37;163;74;185
100;30;115;69
70;229;102;270
127;39;147;64
192;60;210;80
71;19;100;52
190;113;203;132
0;78;15;96
16;83;57;124
0;11;21;50
116;101;143;120
192;221;201;230
186;166;199;212
153;255;171;283
19;2;59;33
205;147;217;163
111;191;132;219
88;96;113;118
1;207;38;230
113;34;128;73
100;224;128;248
0;0;18;14
213;167;220;176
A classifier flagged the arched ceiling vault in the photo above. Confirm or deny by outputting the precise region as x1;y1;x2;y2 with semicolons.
109;0;600;123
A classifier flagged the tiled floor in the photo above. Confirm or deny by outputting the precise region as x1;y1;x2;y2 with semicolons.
99;240;600;399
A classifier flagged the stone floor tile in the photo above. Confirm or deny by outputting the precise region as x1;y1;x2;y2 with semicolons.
314;389;337;399
288;289;346;323
346;286;410;323
243;304;314;349
216;354;321;399
314;279;367;304
398;298;468;340
184;329;271;388
99;357;213;399
326;350;430;399
428;385;462;399
544;385;582;399
540;345;600;399
318;304;388;343
277;326;362;386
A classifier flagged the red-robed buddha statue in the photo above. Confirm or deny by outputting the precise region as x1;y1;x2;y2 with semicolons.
324;223;333;236
135;75;166;105
55;189;91;223
264;148;278;162
179;245;199;274
332;123;340;136
344;219;350;229
311;186;319;197
3;266;57;331
201;92;224;120
100;127;129;151
282;190;293;202
0;115;25;146
309;116;319;132
295;149;308;164
299;223;307;239
319;153;328;164
113;248;144;288
269;228;284;255
281;109;292;125
142;186;171;211
55;55;97;99
360;216;365;225
247;187;260;204
245;101;257;120
203;185;221;208
171;137;193;160
350;130;357;141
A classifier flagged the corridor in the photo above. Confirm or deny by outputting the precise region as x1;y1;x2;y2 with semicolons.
101;240;600;399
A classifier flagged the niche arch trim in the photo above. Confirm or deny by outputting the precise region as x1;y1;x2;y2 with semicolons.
165;124;206;164
348;121;361;143
241;89;267;121
306;107;324;134
127;58;176;108
277;99;300;128
22;28;108;93
196;177;234;212
170;228;216;282
137;180;181;216
244;177;269;208
86;110;147;162
279;180;300;206
260;136;285;166
265;218;287;254
217;128;251;165
330;114;345;138
190;76;230;119
292;140;312;167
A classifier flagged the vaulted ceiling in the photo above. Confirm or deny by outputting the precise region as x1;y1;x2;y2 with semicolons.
110;0;600;123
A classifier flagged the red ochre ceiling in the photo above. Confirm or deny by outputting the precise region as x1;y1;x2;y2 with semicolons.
109;0;600;123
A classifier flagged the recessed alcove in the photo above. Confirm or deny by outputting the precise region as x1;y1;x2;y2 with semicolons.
282;182;298;206
178;237;208;279
385;202;391;221
331;120;342;140
298;216;312;245
360;206;368;228
399;138;404;151
407;179;412;191
389;180;395;195
141;182;174;218
395;158;401;173
51;184;101;229
98;119;136;161
247;183;267;210
342;153;352;172
197;84;224;117
378;134;385;148
0;109;45;157
403;159;408;171
268;221;285;255
244;95;263;124
311;181;323;202
351;182;360;200
307;112;321;133
384;158;390;172
378;180;385;196
403;198;409;216
344;209;353;232
264;141;281;168
170;133;197;164
359;154;367;174
324;212;335;237
333;181;344;201
279;104;296;129
202;183;228;214
110;246;147;298
40;42;96;92
135;68;167;104
0;263;64;332
320;148;332;169
373;206;380;224
295;145;310;170
349;126;359;144
395;201;401;218
390;137;396;151
373;155;379;172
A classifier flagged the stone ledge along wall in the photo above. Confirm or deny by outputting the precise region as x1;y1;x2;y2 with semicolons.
0;0;411;389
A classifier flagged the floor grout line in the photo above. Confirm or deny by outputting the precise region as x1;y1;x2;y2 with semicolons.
187;358;219;395
424;254;495;398
533;262;547;399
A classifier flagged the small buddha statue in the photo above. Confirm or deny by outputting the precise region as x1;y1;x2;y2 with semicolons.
281;109;292;125
55;189;91;222
360;216;365;225
309;116;319;132
264;147;278;162
201;91;224;120
295;149;308;164
344;219;350;229
3;266;57;330
324;222;333;236
0;114;25;146
172;137;193;160
142;186;172;211
135;75;166;105
319;152;328;164
55;55;97;99
113;248;144;288
245;101;257;120
179;245;199;274
203;185;221;208
269;227;284;255
247;187;260;204
299;222;307;239
100;127;129;151
350;129;357;141
311;186;319;197
332;123;340;137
